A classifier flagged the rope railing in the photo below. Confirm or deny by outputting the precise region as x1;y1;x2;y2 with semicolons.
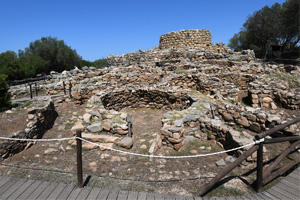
0;135;263;159
0;132;267;190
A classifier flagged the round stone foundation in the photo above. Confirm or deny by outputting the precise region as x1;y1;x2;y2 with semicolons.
101;89;194;111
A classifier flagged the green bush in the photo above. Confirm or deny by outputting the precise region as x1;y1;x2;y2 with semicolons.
0;74;11;110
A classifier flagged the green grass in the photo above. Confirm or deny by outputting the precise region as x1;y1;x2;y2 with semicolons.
21;101;33;108
206;185;245;197
265;72;300;87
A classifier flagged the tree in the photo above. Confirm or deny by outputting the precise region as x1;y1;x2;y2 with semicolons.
93;58;108;68
0;51;22;80
25;36;82;73
0;74;11;110
228;0;300;58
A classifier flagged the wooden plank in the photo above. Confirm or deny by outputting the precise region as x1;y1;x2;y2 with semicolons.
284;175;299;185
164;195;176;200
97;188;110;200
5;179;35;199
273;184;299;199
107;189;119;200
16;180;42;199
66;187;82;200
172;195;187;200
281;178;300;190
127;191;138;200
0;178;26;199
137;192;147;200
0;178;17;195
267;188;293;200
240;196;251;200
255;192;273;200
0;176;11;188
260;191;280;200
25;181;49;199
224;196;237;200
117;190;129;200
277;180;300;194
46;183;67;199
231;196;243;200
146;192;155;200
76;187;93;200
57;184;76;199
36;182;59;199
154;193;165;200
86;187;102;200
241;195;259;200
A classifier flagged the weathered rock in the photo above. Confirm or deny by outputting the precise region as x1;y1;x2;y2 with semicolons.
87;123;103;133
216;159;226;166
83;113;92;124
119;137;133;149
44;148;58;155
249;122;261;133
222;112;234;122
225;156;235;163
236;117;250;127
71;124;85;134
82;133;119;143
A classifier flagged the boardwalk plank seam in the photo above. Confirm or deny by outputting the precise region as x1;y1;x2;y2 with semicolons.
0;167;298;199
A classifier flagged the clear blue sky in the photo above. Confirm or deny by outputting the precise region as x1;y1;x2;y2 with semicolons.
0;0;286;61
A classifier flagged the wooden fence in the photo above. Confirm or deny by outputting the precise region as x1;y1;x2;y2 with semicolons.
195;117;300;196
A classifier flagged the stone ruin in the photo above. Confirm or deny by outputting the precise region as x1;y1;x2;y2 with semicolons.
0;99;57;160
159;29;212;50
7;29;300;157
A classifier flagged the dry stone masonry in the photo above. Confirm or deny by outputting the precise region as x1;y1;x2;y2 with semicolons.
159;29;212;50
7;29;300;156
0;99;57;160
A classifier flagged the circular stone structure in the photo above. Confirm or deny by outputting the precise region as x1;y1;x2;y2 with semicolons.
100;89;194;111
159;29;212;50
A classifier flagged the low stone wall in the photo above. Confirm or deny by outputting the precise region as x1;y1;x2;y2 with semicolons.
100;88;194;111
0;100;58;160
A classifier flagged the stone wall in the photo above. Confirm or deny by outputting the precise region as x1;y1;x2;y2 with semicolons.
106;29;255;67
99;88;194;111
159;29;211;50
0;100;58;160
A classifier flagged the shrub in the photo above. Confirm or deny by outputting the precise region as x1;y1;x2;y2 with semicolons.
0;74;11;110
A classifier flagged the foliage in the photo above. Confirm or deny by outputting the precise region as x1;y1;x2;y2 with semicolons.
0;74;11;110
0;36;110;81
228;0;300;58
24;36;82;72
93;58;108;68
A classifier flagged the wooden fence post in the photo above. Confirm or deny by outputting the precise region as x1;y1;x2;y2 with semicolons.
29;83;33;99
63;81;66;95
35;81;38;97
76;129;83;188
69;82;72;98
256;142;264;192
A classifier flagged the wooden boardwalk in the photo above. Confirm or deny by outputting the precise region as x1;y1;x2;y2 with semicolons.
0;167;299;200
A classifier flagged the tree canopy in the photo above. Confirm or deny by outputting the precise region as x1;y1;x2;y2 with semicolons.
228;0;299;58
0;74;11;110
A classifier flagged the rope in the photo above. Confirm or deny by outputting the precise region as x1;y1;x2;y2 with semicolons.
0;136;76;142
0;136;264;159
77;137;258;159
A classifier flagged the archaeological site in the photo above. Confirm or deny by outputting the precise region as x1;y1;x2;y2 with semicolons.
1;29;299;197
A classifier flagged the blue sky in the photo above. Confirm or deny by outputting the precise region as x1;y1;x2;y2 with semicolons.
0;0;286;61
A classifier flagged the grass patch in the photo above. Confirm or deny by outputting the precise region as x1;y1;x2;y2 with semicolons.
21;101;33;108
206;185;245;197
265;72;300;87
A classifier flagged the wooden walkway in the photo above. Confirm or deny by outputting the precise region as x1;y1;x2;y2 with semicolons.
0;167;299;200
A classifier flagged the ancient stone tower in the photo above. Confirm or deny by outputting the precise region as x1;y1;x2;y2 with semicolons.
159;29;212;50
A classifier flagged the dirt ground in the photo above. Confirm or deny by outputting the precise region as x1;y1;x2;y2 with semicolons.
0;100;298;197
